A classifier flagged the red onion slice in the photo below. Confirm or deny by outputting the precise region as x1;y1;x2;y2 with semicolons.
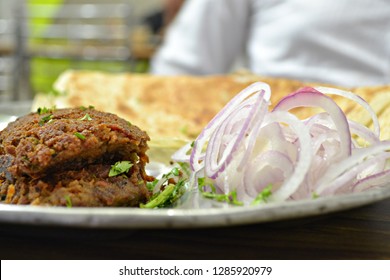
243;150;294;198
262;111;312;201
353;169;390;192
171;82;390;206
318;152;390;195
205;92;267;179
190;82;271;172
315;86;381;137
315;141;390;194
273;87;352;159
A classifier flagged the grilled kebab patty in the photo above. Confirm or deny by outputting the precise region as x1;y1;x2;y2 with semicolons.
0;107;152;206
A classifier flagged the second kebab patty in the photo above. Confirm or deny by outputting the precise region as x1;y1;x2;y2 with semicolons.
0;107;150;178
1;162;151;206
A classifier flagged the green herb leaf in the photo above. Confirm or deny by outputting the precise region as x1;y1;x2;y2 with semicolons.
65;195;72;208
146;178;159;191
74;132;86;140
79;105;95;111
141;184;176;209
39;114;53;126
141;180;186;209
177;162;191;177
37;106;56;114
198;177;243;206
141;165;189;208
171;167;180;176
37;107;50;115
251;184;273;206
80;113;92;121
198;177;216;193
109;161;133;177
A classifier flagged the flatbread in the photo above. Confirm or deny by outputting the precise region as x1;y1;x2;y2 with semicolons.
32;70;310;141
32;70;390;144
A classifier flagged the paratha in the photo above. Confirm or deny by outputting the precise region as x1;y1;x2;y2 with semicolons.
32;70;390;143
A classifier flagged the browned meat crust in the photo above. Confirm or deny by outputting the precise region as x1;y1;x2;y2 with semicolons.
0;107;152;207
1;163;150;207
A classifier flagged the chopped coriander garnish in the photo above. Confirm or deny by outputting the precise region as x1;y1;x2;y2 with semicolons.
37;107;49;114
79;105;95;111
171;167;180;176
146;167;182;192
146;178;159;191
198;177;243;206
142;165;188;208
312;192;319;199
159;167;181;180
109;161;133;177
251;184;273;206
177;162;191;177
141;180;186;209
141;184;176;208
80;113;92;121
65;195;72;208
39;114;53;126
37;106;56;115
74;132;86;140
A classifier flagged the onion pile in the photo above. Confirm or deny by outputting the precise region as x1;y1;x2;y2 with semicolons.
172;82;390;205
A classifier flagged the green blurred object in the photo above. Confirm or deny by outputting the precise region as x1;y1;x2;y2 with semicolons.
26;0;146;95
28;0;64;94
28;0;64;40
134;59;150;73
30;57;135;94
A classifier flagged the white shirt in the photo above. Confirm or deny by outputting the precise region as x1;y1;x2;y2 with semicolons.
150;0;390;87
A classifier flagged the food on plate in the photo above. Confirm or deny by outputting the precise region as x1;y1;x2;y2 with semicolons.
0;107;153;207
171;83;390;206
9;70;390;208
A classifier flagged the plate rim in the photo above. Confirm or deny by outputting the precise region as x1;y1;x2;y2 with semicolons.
0;186;389;229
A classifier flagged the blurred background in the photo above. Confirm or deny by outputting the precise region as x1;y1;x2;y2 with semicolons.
0;0;166;103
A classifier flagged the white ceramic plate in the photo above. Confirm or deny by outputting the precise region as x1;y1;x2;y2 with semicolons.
0;186;389;228
0;115;17;130
1;117;390;228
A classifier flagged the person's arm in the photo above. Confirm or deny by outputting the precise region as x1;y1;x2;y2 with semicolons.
150;0;250;75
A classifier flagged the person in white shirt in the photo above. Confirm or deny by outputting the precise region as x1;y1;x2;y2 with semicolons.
150;0;390;87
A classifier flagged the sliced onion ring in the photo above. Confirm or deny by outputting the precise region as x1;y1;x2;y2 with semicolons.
172;83;390;205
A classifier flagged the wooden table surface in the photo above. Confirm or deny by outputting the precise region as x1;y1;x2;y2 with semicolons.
0;197;389;260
